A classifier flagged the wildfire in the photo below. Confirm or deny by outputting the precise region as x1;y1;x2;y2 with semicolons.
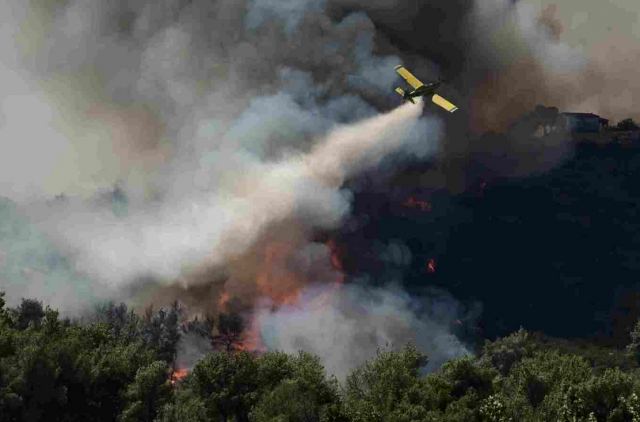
426;258;437;273
211;237;348;354
170;368;189;385
255;243;304;307
325;239;346;281
235;315;267;353
403;196;432;212
217;291;231;311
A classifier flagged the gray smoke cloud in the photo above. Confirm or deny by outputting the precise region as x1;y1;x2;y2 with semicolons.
0;198;109;314
0;0;454;366
21;99;432;288
2;0;632;371
1;0;434;284
257;282;473;378
466;0;640;128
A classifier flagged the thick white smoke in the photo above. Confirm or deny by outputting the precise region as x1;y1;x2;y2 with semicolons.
5;0;624;370
469;0;640;129
257;282;472;378
0;0;455;365
0;0;432;292
24;99;433;287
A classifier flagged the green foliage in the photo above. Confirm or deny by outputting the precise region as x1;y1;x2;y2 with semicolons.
161;350;346;422
620;392;640;422
187;351;259;421
0;294;177;421
94;302;143;343
537;335;637;373
615;118;639;131
479;393;512;422
14;299;45;330
419;356;498;421
344;345;430;422
251;352;345;422
0;291;10;324
628;320;640;365
140;302;182;363
558;368;639;421
156;388;208;422
213;311;245;352
251;379;325;422
502;351;591;420
182;309;247;353
1;291;640;421
480;328;536;376
119;360;172;422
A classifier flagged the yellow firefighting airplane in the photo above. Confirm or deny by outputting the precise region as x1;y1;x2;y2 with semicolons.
394;65;459;113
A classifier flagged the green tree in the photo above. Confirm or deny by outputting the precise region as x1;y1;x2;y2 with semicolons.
251;352;345;422
502;351;591;420
344;345;429;422
183;310;245;353
0;295;173;421
616;118;639;131
480;328;537;376
141;303;182;363
15;299;45;330
119;360;172;422
94;302;142;343
188;351;258;421
627;319;640;365
213;311;244;352
533;105;560;135
0;291;10;324
422;356;497;421
558;368;638;421
479;394;512;422
156;387;209;422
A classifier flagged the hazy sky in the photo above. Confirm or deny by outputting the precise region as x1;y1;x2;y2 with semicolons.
524;0;640;46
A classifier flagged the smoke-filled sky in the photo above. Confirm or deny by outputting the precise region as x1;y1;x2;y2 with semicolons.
1;0;638;376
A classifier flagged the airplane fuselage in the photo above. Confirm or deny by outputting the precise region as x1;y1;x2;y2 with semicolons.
402;82;441;103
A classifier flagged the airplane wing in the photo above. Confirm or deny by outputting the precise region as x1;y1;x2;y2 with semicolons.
394;65;424;89
432;94;459;113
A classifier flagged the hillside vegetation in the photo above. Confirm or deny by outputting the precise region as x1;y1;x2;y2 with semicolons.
1;293;640;421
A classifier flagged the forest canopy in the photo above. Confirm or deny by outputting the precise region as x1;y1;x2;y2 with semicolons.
1;292;639;422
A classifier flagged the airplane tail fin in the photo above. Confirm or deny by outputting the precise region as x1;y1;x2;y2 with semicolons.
432;94;458;113
395;87;405;97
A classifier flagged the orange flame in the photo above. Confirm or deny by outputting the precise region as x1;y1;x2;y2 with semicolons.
403;196;432;212
170;368;189;385
255;243;304;307
325;239;346;282
426;258;437;273
235;315;267;353
231;239;344;353
217;291;231;311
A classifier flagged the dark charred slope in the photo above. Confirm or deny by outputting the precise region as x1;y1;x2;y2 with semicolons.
338;140;640;348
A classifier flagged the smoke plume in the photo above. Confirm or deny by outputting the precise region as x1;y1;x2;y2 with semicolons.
1;0;637;371
257;282;472;378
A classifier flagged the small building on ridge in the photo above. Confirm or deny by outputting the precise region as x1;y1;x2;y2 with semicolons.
560;112;609;134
